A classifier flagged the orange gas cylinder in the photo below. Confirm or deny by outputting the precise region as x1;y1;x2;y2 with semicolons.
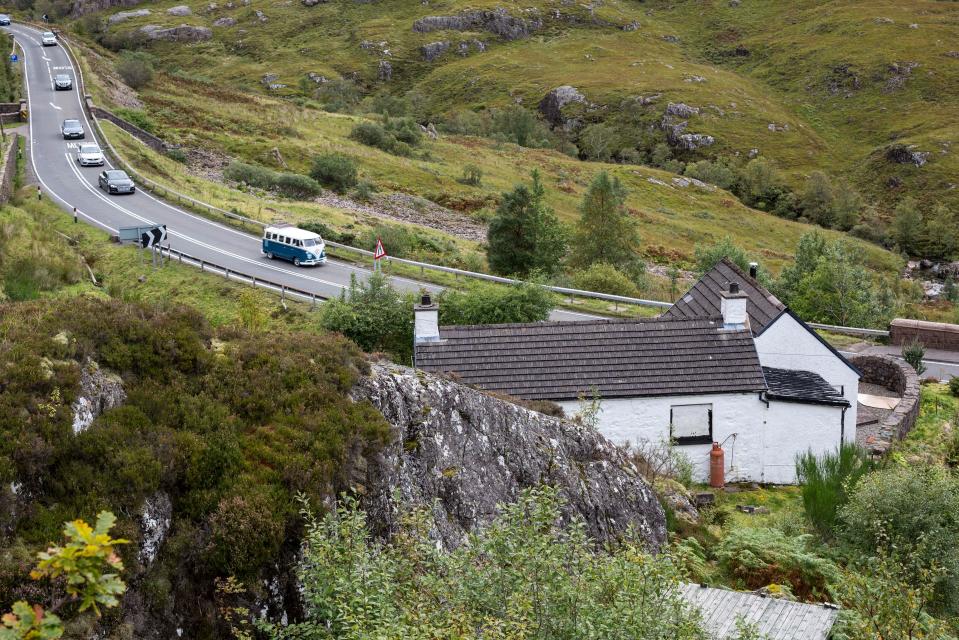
709;442;725;488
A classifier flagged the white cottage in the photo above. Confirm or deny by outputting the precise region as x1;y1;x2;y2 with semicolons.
413;260;858;484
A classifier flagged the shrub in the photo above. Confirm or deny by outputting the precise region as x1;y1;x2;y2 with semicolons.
205;492;284;578
572;262;640;297
315;78;360;113
266;487;705;639
310;153;358;193
950;377;959;398
350;118;423;156
353;180;377;203
795;443;875;537
839;465;959;612
319;272;414;362
224;161;276;189
715;527;839;600
438;281;555;326
902;338;927;376
115;51;154;89
459;164;483;187
273;172;322;199
166;147;188;163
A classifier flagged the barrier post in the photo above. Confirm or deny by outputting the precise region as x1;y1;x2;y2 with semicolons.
73;206;77;223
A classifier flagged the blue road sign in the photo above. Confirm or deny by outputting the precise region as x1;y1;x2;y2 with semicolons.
9;54;17;63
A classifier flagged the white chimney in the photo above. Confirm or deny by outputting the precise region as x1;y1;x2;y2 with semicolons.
414;293;440;343
720;282;748;330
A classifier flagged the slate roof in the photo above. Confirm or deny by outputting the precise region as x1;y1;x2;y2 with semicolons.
414;317;767;401
680;584;839;640
762;367;850;407
664;258;786;334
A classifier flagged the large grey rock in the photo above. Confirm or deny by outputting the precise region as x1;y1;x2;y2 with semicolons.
538;85;586;128
666;102;699;118
303;0;326;5
71;360;126;435
421;41;450;62
166;5;192;16
352;362;667;551
413;8;541;41
139;24;213;42
677;133;715;150
139;492;172;566
107;8;150;23
213;16;236;27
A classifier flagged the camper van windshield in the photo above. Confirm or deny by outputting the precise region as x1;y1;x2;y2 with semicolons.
303;238;319;247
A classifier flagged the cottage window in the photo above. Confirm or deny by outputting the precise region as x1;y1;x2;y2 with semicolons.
670;404;712;445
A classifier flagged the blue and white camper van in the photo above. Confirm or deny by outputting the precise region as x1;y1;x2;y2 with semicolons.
262;224;327;266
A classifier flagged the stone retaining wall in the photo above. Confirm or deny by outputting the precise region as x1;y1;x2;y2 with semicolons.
890;318;959;351
86;97;169;154
851;354;921;449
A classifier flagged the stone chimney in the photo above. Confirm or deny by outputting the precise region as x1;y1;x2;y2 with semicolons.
414;293;440;343
720;282;748;330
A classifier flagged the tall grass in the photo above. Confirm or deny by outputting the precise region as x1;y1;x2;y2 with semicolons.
795;443;875;538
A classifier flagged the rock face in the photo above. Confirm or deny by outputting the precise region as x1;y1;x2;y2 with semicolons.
166;5;192;16
421;41;450;62
538;85;587;128
352;362;667;551
413;9;541;41
107;8;150;23
71;360;126;435
886;143;929;166
139;492;172;567
71;0;144;17
139;24;213;42
677;133;715;150
666;102;699;118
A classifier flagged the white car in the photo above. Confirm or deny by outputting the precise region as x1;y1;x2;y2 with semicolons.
76;143;105;167
41;31;57;46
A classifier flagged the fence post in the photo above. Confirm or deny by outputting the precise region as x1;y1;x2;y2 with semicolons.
281;285;286;301
200;260;204;272
252;276;256;288
224;267;229;280
311;293;316;310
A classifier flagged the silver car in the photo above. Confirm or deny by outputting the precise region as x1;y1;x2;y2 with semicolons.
54;74;72;90
76;143;104;167
41;31;57;46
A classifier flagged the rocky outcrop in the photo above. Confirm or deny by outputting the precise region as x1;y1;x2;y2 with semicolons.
213;16;236;27
107;8;150;23
303;0;326;5
421;41;450;62
538;85;587;129
352;362;667;551
666;102;699;118
676;133;715;150
413;8;541;41
139;492;172;567
71;0;144;17
886;143;929;167
138;24;213;42
71;360;126;435
377;60;392;81
166;5;192;16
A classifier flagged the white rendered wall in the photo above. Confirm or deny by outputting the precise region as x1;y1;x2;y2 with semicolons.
558;393;763;483
755;313;859;443
558;393;846;484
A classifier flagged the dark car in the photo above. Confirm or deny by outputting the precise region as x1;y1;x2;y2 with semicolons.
0;15;11;26
54;74;72;90
60;118;85;139
98;169;135;195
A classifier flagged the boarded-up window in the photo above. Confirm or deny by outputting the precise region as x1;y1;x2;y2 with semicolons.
670;404;712;445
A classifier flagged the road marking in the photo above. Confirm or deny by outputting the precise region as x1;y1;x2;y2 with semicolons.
65;142;80;149
49;101;60;110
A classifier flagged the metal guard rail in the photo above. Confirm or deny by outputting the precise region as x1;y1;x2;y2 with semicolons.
49;26;890;336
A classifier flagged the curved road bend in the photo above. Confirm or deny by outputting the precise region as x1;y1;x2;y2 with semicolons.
5;22;600;321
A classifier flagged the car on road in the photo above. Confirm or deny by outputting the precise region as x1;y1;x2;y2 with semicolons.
262;224;327;266
41;31;57;46
54;74;72;90
76;143;105;167
98;169;135;194
0;15;11;26
60;118;84;139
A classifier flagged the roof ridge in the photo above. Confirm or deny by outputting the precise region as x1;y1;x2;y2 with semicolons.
437;315;728;333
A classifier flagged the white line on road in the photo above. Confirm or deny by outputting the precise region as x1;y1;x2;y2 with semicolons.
49;101;61;110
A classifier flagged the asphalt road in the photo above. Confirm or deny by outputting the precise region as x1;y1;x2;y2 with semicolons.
6;22;600;321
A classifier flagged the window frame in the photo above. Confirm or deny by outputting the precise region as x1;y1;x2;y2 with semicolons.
669;403;713;446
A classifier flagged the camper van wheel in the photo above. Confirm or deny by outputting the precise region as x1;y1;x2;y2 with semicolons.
266;252;274;260
293;258;301;266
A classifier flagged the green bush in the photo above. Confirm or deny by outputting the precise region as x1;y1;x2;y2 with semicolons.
349;117;423;156
460;164;483;187
353;180;377;203
795;443;875;537
310;153;358;193
114;107;158;134
223;161;276;190
166;147;188;163
438;282;555;326
115;51;154;89
715;527;839;601
902;338;927;376
224;161;322;199
266;487;706;639
949;377;959;397
839;465;959;613
273;172;322;199
572;263;640;297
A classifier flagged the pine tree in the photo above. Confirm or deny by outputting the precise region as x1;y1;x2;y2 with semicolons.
570;171;640;273
486;171;568;277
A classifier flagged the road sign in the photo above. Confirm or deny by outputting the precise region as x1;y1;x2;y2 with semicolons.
373;238;387;260
9;54;17;63
118;224;167;248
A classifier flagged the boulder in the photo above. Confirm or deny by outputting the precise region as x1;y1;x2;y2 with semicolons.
623;20;640;31
421;41;450;62
677;133;715;150
378;60;392;81
107;8;150;23
666;102;699;118
886;143;929;167
303;0;326;5
538;85;587;128
213;16;236;27
166;5;192;16
139;492;172;567
352;362;667;551
413;8;541;41
71;360;126;435
139;24;213;42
